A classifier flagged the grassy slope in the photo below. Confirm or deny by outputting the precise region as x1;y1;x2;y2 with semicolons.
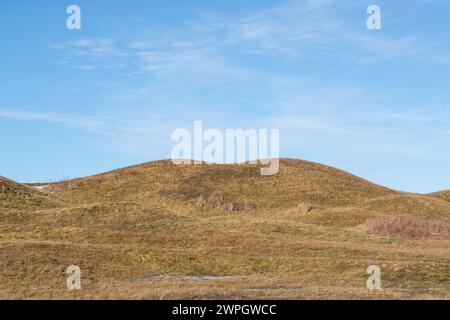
1;159;449;299
430;190;450;203
46;159;397;208
0;176;62;210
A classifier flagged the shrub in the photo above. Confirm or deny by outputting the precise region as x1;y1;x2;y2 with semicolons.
195;194;257;212
366;216;449;239
286;202;314;214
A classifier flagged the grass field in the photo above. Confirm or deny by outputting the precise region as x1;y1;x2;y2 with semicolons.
1;159;449;299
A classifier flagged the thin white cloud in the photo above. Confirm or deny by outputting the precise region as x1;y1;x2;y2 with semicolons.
0;109;109;135
51;0;450;76
217;0;341;59
42;0;450;161
0;108;176;157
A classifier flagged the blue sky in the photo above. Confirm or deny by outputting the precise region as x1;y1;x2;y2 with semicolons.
1;0;450;193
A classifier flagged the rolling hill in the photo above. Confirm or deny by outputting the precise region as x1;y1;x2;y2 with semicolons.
38;158;397;209
1;158;449;299
430;190;450;203
0;176;62;210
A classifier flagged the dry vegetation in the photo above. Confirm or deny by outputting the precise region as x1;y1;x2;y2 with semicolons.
0;177;63;210
365;216;449;239
195;194;257;211
430;190;450;203
1;158;450;299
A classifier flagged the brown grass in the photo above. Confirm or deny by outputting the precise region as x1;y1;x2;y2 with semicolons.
43;159;397;209
430;190;450;203
363;194;450;218
1;159;450;299
366;216;449;239
195;194;257;212
0;177;63;210
286;202;315;214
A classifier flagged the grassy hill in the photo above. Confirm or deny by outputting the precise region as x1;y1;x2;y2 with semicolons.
1;159;449;299
430;190;450;202
42;159;397;209
0;176;62;210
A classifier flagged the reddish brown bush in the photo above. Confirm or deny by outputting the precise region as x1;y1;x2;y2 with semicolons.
366;216;449;239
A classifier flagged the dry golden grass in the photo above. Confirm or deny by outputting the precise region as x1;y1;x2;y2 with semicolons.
1;159;449;299
0;176;63;210
430;190;450;203
42;159;396;208
362;194;450;218
195;194;258;211
365;216;449;239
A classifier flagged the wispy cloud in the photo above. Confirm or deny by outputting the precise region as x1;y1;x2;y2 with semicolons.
52;0;450;79
215;0;341;59
0;108;174;157
54;38;128;70
43;0;450;163
0;109;109;135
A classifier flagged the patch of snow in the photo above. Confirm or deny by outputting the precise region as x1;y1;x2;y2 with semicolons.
33;185;49;190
